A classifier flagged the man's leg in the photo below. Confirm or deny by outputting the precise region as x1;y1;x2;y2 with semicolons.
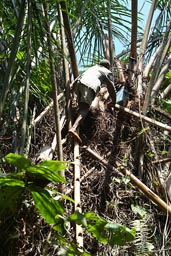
69;102;89;143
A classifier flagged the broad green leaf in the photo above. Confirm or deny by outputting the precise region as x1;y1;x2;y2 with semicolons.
0;177;25;187
85;211;106;223
105;223;136;246
27;165;66;184
144;242;155;252
85;212;108;243
30;186;65;232
38;160;70;172
68;211;87;227
5;153;31;170
87;224;108;244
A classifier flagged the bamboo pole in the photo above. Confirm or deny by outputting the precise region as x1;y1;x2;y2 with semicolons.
43;2;64;190
83;146;171;217
74;140;83;248
60;2;83;248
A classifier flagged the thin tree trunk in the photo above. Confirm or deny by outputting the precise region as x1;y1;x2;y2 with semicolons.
58;4;72;131
107;0;114;67
19;0;32;154
137;0;156;98
60;1;78;79
43;2;63;165
143;18;171;113
136;0;157;178
60;1;83;247
0;0;26;119
151;53;171;99
129;0;137;80
162;84;171;99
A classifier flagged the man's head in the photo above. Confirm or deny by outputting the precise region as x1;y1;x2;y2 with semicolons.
99;59;110;69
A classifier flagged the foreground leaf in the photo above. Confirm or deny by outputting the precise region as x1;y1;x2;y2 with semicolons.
5;153;31;170
30;186;65;232
85;212;108;243
0;176;25;187
68;211;87;227
27;165;66;184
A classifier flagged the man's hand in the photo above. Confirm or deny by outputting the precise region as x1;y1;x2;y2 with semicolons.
106;101;115;110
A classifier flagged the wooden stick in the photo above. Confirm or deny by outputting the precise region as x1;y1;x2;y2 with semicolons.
74;134;84;247
32;93;63;126
83;146;171;217
115;103;171;133
152;157;171;165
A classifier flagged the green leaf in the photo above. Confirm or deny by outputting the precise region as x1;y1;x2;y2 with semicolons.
30;186;65;232
161;150;167;155
0;177;25;187
68;211;87;227
57;244;91;256
16;51;26;60
144;242;155;252
131;204;147;218
27;165;66;184
61;194;75;203
105;223;136;246
85;212;108;243
38;160;69;172
5;153;31;170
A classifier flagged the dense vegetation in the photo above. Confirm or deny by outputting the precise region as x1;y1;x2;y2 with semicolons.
0;0;171;255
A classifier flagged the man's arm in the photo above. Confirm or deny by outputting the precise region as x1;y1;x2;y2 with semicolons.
105;78;116;106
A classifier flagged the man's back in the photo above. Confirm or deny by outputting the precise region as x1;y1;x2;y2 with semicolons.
78;65;113;93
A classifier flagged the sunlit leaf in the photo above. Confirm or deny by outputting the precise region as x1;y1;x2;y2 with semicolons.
5;153;31;170
68;211;87;227
85;212;108;243
105;223;136;246
27;165;66;184
38;160;70;172
0;177;25;187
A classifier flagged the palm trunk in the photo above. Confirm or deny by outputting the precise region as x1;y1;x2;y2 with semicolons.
19;0;32;154
137;0;156;98
60;1;83;248
60;1;79;79
129;0;137;79
43;2;63;165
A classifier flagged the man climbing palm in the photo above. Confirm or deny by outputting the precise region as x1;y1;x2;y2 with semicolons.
69;59;116;143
